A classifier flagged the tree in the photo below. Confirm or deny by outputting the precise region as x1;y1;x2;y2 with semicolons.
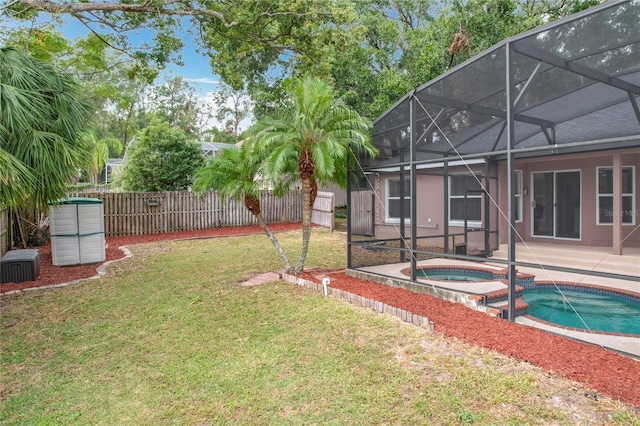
117;120;204;191
84;133;109;185
4;0;343;83
0;148;33;208
326;0;546;120
0;47;91;210
146;75;213;137
201;127;238;145
80;51;156;148
5;0;588;125
192;143;294;272
211;84;252;142
1;24;159;150
251;76;377;274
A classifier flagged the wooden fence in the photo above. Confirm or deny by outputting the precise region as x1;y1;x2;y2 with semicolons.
0;189;337;250
68;190;303;237
0;208;8;257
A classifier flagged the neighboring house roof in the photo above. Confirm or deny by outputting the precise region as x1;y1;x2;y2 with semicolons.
371;0;640;166
121;139;239;164
201;142;239;157
106;158;124;167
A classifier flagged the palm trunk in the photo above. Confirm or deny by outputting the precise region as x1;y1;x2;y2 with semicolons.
294;176;313;274
255;211;294;274
244;194;293;273
92;165;99;185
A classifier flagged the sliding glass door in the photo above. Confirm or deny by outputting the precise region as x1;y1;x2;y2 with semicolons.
532;171;581;240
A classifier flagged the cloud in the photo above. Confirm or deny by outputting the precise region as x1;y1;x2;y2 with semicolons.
184;77;221;85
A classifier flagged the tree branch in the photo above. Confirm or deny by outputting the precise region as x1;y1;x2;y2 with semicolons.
74;14;129;54
17;0;235;25
15;0;332;29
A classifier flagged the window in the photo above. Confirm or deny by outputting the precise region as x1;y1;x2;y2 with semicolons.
514;170;523;223
385;177;411;222
449;175;482;226
597;166;635;225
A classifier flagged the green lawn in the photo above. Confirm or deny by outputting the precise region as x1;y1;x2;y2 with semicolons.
1;230;638;425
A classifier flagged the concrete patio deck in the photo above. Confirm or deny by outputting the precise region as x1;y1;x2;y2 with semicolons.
491;242;640;281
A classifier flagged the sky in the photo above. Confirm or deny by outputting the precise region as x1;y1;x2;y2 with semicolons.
161;26;221;97
55;16;252;132
58;15;215;88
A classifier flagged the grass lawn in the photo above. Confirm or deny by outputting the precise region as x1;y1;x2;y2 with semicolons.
1;230;638;425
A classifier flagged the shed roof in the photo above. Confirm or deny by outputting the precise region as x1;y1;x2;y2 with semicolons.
49;197;102;205
370;0;640;165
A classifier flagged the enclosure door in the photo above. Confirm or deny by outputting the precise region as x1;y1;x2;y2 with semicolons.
350;190;374;236
532;171;581;240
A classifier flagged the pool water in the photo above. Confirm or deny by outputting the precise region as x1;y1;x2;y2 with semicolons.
417;272;485;282
522;288;640;335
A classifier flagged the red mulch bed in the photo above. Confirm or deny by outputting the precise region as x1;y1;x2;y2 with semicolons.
1;223;638;408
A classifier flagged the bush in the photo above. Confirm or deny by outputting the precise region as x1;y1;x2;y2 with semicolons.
117;121;204;192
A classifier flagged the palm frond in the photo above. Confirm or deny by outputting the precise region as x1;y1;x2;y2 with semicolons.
0;47;91;210
252;75;377;188
0;149;35;208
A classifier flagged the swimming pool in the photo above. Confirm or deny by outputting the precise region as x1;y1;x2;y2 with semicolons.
413;266;496;282
410;266;535;288
522;286;640;335
417;271;487;282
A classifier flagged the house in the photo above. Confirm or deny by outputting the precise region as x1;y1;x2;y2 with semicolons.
200;141;240;158
102;158;124;184
347;0;639;311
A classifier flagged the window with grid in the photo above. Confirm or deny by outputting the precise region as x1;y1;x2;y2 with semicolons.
515;170;523;223
597;166;635;225
449;174;482;226
385;177;411;222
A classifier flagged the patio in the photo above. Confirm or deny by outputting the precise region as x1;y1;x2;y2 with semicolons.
490;242;640;284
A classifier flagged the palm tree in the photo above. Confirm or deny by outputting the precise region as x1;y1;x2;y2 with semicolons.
192;143;295;272
0;47;91;210
85;134;124;184
252;76;377;274
84;133;109;185
0;148;34;208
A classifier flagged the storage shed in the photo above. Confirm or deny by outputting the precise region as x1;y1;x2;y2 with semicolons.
49;197;106;266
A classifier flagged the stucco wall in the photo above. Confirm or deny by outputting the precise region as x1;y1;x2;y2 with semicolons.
497;149;640;248
372;164;498;253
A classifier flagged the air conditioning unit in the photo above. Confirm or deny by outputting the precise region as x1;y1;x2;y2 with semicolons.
0;249;40;283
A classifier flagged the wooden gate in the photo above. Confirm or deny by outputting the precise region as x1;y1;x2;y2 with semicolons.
350;190;374;235
311;191;335;231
